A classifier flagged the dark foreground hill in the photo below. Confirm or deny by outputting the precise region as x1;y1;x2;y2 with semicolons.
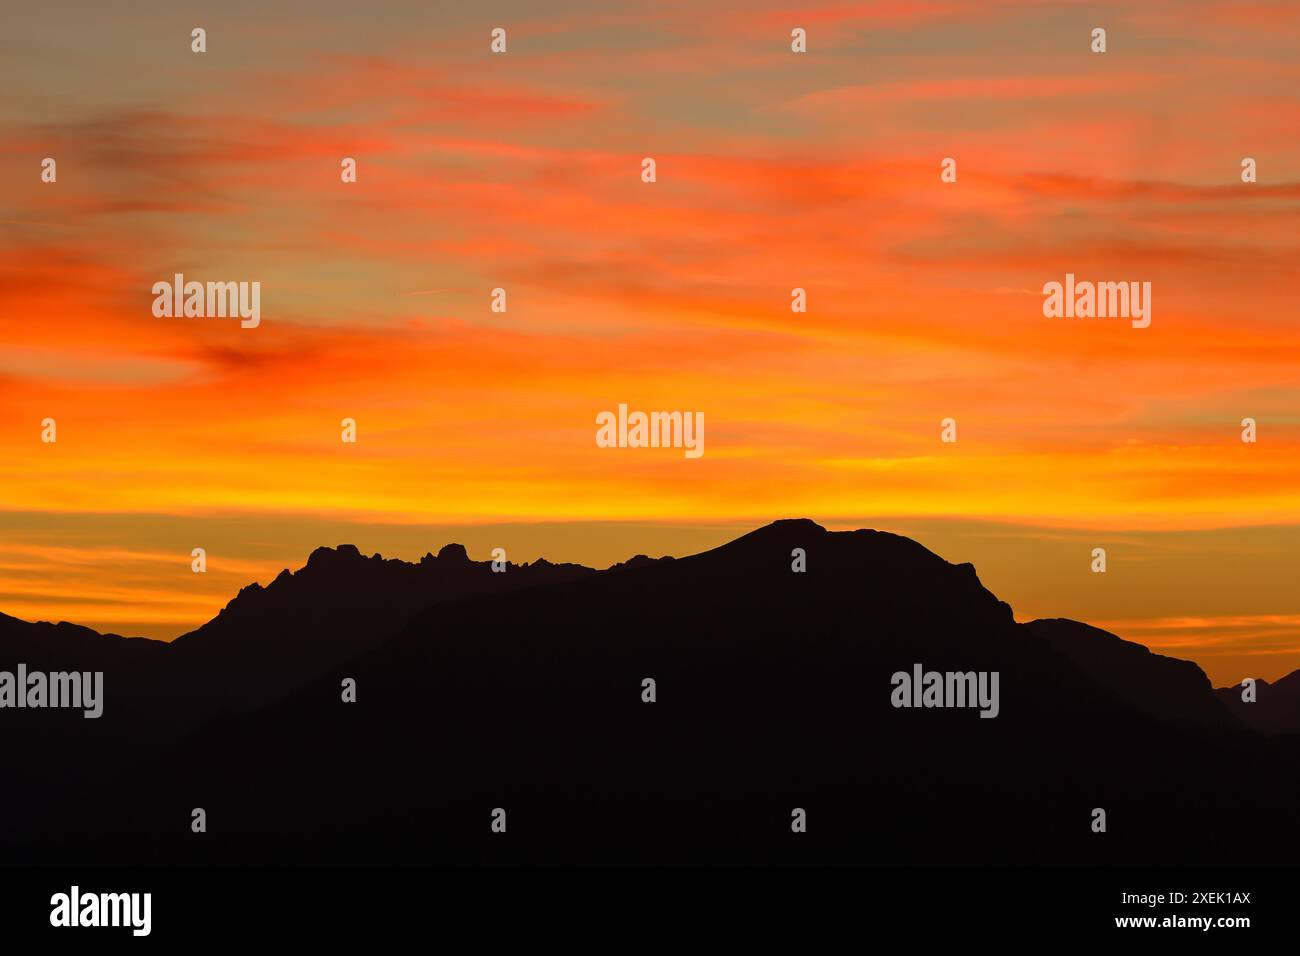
2;519;1296;865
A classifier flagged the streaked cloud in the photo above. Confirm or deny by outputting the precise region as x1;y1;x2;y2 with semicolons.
0;1;1296;684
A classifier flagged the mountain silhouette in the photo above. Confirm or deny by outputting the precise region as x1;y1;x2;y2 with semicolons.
1215;669;1300;734
2;519;1297;865
166;542;593;714
1026;618;1230;726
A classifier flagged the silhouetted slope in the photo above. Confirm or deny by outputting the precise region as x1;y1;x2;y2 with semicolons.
0;613;170;832
0;611;164;664
3;520;1296;865
1216;669;1300;734
0;611;169;715
1027;618;1231;726
166;543;595;713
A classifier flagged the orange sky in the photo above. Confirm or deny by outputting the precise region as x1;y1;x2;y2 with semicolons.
1;0;1298;685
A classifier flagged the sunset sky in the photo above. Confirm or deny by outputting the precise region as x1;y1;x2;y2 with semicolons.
1;0;1298;685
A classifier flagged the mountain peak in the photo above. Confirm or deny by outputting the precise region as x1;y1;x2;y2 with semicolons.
1027;618;1226;726
608;554;669;572
305;544;365;569
1215;667;1300;734
719;518;829;551
764;517;827;534
436;543;470;563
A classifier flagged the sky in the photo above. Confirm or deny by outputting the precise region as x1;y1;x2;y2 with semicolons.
1;1;1298;685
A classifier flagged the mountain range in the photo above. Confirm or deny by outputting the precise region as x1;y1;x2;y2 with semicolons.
2;518;1297;864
